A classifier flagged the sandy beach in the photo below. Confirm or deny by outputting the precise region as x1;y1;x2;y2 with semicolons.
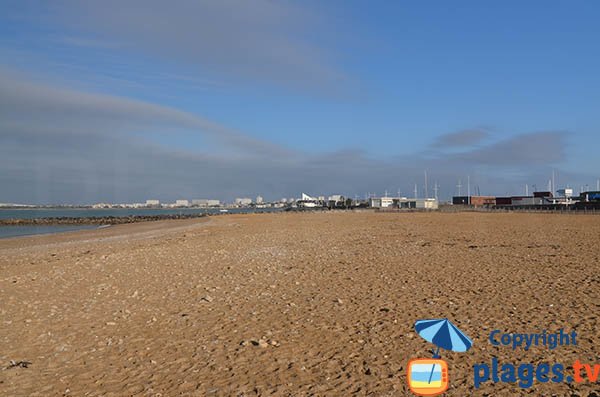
1;211;599;396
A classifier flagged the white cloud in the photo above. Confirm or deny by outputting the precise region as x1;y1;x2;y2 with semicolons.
22;0;346;92
0;68;292;159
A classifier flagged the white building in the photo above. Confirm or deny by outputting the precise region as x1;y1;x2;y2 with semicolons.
556;188;574;198
192;199;209;207
414;198;439;209
145;199;160;207
370;196;438;210
370;196;395;208
175;199;190;207
192;199;220;207
235;198;253;206
297;193;321;208
256;195;264;204
92;203;112;209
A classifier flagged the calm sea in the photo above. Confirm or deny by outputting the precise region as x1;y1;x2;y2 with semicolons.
0;207;281;239
0;225;100;239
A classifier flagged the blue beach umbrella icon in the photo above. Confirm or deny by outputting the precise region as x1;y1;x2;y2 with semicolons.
414;318;473;383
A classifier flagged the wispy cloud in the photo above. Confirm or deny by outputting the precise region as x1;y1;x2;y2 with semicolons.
0;68;292;159
15;0;347;93
451;131;567;166
431;128;489;148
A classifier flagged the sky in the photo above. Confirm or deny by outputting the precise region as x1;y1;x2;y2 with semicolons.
1;1;599;204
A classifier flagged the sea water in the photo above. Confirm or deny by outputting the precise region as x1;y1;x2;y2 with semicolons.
0;225;100;239
0;207;282;238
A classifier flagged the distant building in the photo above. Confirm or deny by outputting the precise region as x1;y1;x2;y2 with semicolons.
510;196;542;206
580;191;600;202
556;188;573;198
370;196;395;208
297;193;322;208
371;196;438;210
417;198;439;209
192;199;220;207
92;203;111;209
192;199;209;207
146;199;160;207
256;195;264;204
235;197;252;206
452;196;495;207
326;195;348;209
495;197;512;205
470;196;495;206
175;199;190;207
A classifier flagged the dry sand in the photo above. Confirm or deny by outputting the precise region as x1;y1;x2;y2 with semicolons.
0;212;599;396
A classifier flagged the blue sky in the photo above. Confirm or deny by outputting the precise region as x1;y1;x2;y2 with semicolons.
1;1;599;203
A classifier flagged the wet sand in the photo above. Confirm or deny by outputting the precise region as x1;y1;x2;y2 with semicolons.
1;212;599;396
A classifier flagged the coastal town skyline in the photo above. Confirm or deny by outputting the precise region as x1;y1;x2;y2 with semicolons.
1;2;599;204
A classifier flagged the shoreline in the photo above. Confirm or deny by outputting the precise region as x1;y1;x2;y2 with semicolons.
0;216;214;249
0;212;209;226
0;209;593;244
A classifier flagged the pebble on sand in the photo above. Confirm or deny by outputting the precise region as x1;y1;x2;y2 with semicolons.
240;338;273;348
